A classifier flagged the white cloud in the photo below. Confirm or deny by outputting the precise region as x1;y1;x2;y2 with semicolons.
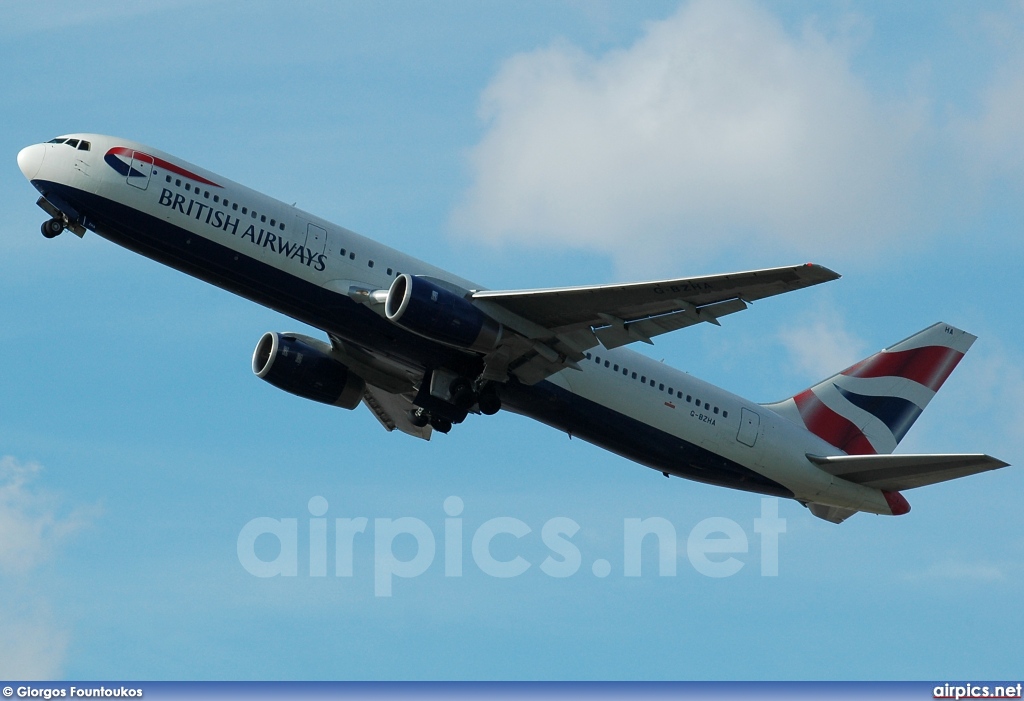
955;5;1024;178
0;456;94;575
0;603;69;679
0;0;200;36
0;456;98;679
909;559;1009;583
452;0;922;274
777;304;868;384
915;339;1024;461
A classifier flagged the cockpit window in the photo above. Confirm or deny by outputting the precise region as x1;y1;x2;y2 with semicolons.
45;137;90;150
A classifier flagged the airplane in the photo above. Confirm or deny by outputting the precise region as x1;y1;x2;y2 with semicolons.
17;133;1010;524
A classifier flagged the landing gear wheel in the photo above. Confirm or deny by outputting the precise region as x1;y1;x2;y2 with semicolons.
408;408;430;428
448;378;476;410
477;389;502;416
41;218;64;239
429;417;453;434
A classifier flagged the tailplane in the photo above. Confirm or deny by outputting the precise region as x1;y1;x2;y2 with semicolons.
764;322;976;455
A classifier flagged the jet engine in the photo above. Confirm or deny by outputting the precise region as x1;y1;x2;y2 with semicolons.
385;274;502;352
252;332;365;409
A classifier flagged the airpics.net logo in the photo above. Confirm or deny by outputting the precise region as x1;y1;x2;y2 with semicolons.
237;497;787;596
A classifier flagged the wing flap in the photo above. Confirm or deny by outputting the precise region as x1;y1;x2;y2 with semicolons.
362;385;431;441
807;453;1010;491
595;298;748;350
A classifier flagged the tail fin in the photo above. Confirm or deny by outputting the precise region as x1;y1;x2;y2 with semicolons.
764;322;975;455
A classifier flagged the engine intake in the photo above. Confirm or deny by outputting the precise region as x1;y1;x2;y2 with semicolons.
385;274;502;352
252;332;365;409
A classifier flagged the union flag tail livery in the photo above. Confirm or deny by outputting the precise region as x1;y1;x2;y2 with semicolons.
18;134;1010;526
764;323;973;456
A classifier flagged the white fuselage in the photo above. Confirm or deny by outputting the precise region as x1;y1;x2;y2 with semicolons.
17;133;893;516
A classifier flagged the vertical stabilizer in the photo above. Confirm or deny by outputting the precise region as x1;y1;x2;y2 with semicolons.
764;322;975;455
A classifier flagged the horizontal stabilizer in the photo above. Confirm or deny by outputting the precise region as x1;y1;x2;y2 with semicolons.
807;453;1009;491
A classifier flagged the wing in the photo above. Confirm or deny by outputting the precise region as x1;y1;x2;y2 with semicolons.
472;263;839;384
807;453;1010;491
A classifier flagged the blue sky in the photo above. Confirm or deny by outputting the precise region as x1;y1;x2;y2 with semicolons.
1;0;1022;681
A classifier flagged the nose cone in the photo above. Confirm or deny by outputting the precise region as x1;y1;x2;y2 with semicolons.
17;143;45;181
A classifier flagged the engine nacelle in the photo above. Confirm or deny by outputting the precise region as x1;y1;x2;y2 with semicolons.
385;274;502;352
252;332;365;409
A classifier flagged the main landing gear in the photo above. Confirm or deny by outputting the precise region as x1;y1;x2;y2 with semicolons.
448;378;502;416
407;378;503;434
41;218;64;238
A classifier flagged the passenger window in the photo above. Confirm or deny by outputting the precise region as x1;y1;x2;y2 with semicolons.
176;179;182;187
251;210;257;218
242;207;247;214
596;357;601;364
704;402;710;410
279;223;285;230
214;195;220;203
166;175;172;183
204;191;210;199
723;411;729;418
368;261;374;268
713;407;719;414
613;364;619;371
260;215;266;223
340;248;346;256
650;380;655;387
387;268;393;275
349;252;355;260
668;387;673;394
659;384;665;391
185;183;191;191
270;219;275;226
631;372;637;379
686;395;692;402
233;204;239;211
641;376;646;383
604;361;610;368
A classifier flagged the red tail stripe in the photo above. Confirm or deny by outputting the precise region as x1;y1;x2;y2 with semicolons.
793;390;876;455
841;345;964;392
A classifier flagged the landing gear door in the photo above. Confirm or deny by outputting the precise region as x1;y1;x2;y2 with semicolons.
737;408;760;447
127;151;154;190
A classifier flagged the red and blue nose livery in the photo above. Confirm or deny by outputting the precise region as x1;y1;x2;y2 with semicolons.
766;322;973;456
104;146;221;188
